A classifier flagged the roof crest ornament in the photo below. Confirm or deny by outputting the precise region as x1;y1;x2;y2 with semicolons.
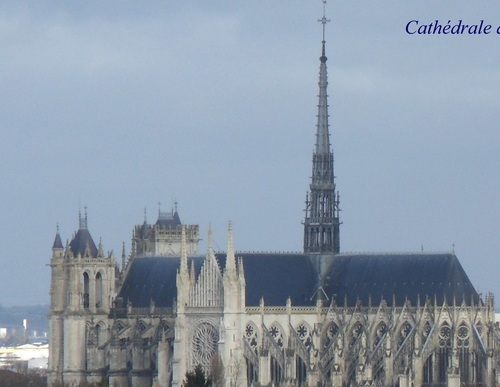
79;206;88;230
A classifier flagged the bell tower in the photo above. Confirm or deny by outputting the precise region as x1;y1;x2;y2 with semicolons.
48;209;118;386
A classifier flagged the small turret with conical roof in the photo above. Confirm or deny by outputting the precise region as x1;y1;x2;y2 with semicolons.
52;224;64;258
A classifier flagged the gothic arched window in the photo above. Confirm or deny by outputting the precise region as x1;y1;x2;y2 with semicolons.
95;272;103;308
296;323;312;351
245;323;259;354
269;323;284;348
349;321;363;348
398;321;412;349
156;321;171;342
457;322;470;348
82;272;90;309
96;323;106;347
422;321;432;344
373;321;388;348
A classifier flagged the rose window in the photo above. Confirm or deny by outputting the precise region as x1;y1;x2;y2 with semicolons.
192;322;219;370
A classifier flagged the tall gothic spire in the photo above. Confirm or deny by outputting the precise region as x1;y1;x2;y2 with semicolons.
303;0;340;254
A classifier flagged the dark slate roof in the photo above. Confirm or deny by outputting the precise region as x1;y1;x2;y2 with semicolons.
52;233;63;249
69;228;98;258
155;211;181;229
116;252;479;309
117;253;317;308
138;221;150;239
322;253;480;306
117;256;192;308
233;253;316;306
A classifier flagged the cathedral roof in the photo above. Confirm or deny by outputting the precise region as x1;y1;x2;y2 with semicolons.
155;211;181;229
117;253;317;308
138;221;150;239
69;228;98;258
116;252;478;309
52;232;63;249
322;253;480;306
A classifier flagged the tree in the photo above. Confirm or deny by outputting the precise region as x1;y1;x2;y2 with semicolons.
182;364;212;387
210;354;225;387
227;356;244;387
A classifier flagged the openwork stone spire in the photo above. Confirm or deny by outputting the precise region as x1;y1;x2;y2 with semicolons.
303;0;340;254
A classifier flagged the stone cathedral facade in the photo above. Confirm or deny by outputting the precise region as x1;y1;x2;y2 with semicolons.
48;9;500;387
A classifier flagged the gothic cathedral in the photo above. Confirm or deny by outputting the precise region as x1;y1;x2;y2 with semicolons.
48;5;499;387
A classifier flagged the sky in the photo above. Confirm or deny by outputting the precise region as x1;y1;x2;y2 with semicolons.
0;1;498;307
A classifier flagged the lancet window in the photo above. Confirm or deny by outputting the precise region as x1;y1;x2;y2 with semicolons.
82;272;90;309
95;272;103;308
373;321;388;348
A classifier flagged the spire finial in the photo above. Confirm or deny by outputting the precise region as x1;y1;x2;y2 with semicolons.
208;224;213;252
144;207;147;223
319;0;329;41
78;206;88;230
158;201;161;217
226;221;236;276
318;0;330;61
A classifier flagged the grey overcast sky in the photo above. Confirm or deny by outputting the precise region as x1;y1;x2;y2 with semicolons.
0;1;498;307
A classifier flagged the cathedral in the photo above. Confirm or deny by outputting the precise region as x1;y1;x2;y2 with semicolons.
48;6;499;387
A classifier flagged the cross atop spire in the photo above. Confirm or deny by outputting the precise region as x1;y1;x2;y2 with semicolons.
319;0;330;45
